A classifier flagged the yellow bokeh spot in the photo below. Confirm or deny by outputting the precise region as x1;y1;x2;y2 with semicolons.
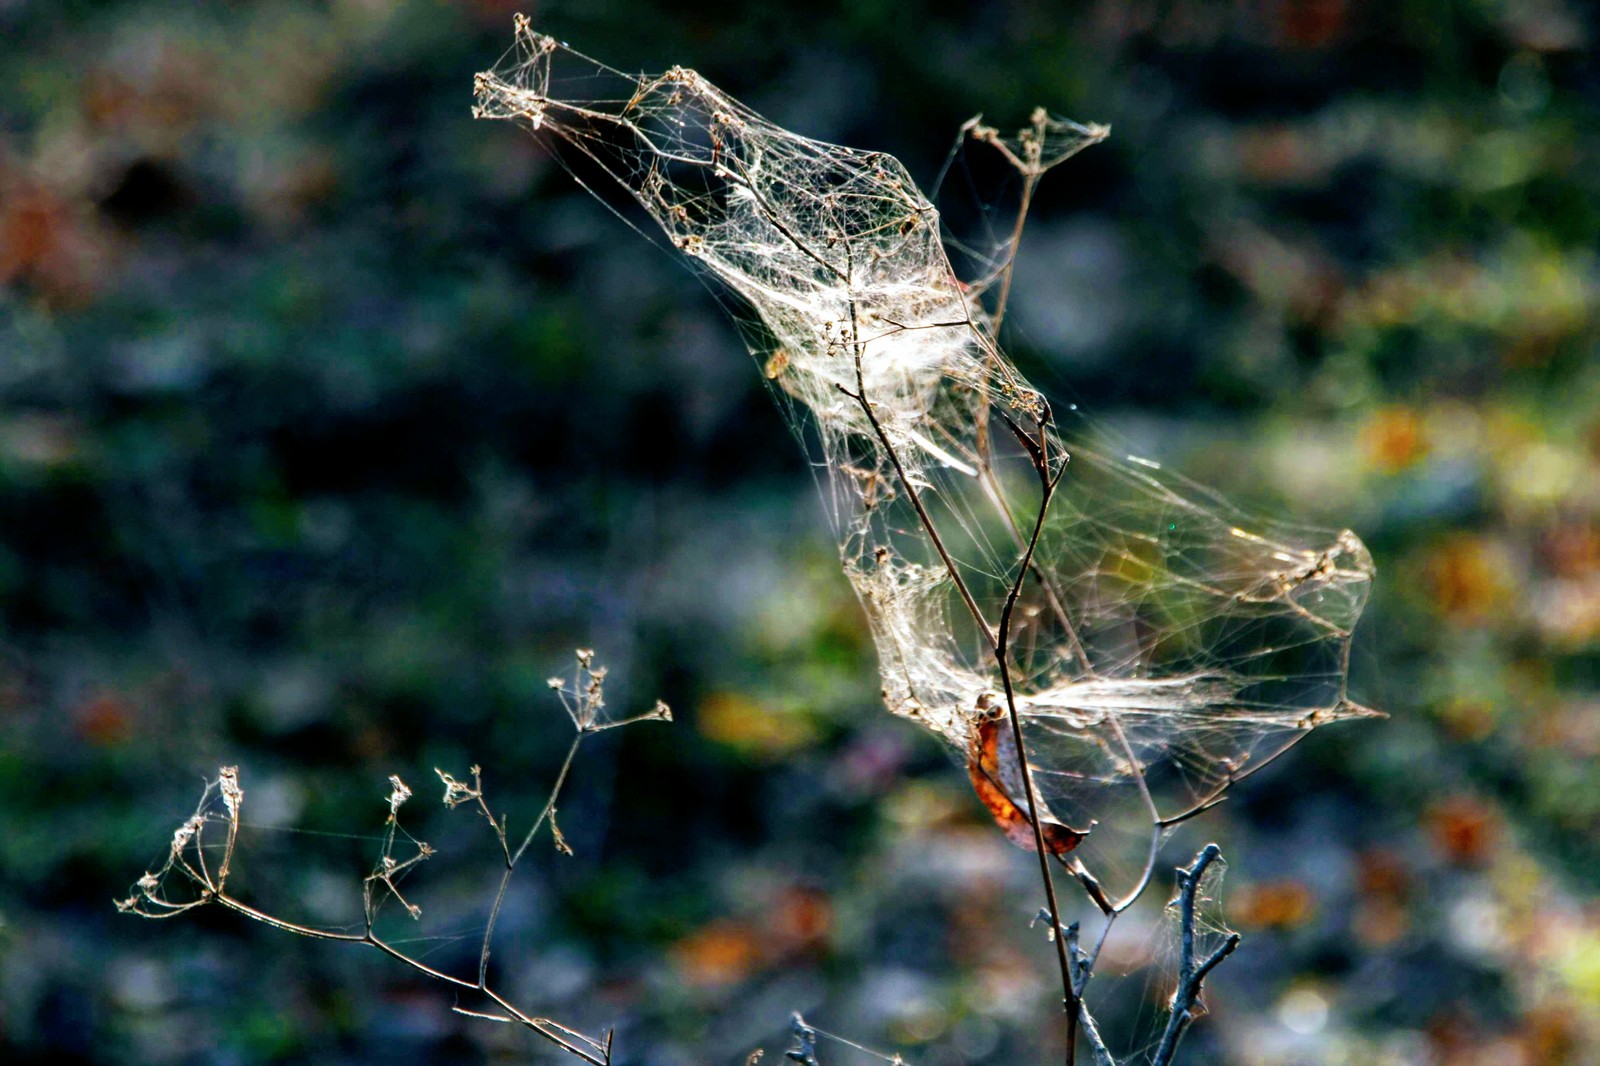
697;690;818;757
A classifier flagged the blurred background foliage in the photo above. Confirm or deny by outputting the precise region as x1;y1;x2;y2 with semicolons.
1;0;1597;1064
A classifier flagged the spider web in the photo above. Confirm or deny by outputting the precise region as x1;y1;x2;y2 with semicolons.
473;19;1375;890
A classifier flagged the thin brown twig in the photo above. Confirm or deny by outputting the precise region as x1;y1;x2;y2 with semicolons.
992;429;1080;1064
830;235;1079;1059
988;170;1037;337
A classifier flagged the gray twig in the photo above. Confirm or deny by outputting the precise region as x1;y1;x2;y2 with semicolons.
1079;1003;1116;1066
786;1012;821;1066
1150;844;1241;1066
1034;911;1115;1066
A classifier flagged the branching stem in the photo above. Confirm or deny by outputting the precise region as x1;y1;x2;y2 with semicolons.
993;450;1079;1064
120;660;667;1066
1150;845;1241;1066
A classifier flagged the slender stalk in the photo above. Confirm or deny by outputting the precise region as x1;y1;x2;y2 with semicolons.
482;733;586;985
214;893;369;943
206;889;610;1065
989;172;1038;337
833;233;1080;1061
992;424;1078;1063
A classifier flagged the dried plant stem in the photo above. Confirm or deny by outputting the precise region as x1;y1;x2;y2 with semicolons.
987;169;1038;337
835;248;1078;1061
156;832;611;1064
991;414;1080;1063
481;732;585;986
1033;842;1239;1066
835;178;1247;1065
837;260;996;654
120;656;668;1066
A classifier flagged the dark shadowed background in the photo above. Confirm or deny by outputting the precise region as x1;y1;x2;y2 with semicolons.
1;1;1597;1064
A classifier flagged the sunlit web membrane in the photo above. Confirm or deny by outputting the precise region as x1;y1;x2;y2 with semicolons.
474;18;1376;890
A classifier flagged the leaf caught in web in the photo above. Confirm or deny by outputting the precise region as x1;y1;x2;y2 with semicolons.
968;706;1087;857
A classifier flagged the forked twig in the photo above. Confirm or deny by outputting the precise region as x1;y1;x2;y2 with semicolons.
1151;844;1240;1065
1035;843;1241;1066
